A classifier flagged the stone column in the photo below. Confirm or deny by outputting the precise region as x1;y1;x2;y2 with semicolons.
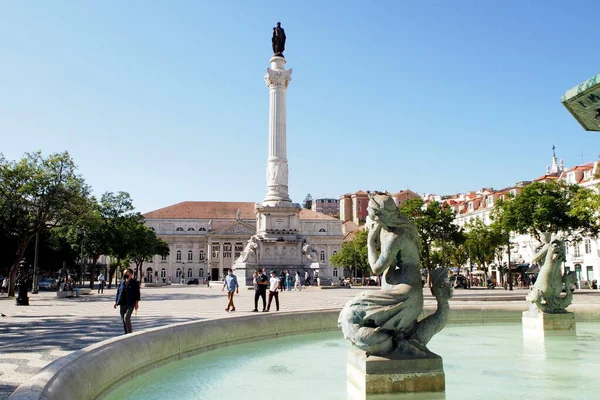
263;56;293;205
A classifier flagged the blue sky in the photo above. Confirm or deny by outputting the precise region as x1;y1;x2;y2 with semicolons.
1;1;599;213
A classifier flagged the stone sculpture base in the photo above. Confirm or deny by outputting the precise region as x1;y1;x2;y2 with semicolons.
347;349;445;400
522;307;576;337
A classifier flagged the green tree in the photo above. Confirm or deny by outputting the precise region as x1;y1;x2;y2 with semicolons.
303;193;313;210
494;180;600;240
330;230;370;279
0;152;89;296
463;219;504;280
399;199;460;281
128;223;170;281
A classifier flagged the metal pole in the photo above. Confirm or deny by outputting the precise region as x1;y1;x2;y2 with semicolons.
32;232;40;294
80;237;84;286
507;237;513;291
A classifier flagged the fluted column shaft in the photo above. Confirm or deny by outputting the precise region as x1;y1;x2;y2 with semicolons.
263;56;292;205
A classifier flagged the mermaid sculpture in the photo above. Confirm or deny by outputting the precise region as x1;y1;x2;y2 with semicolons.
526;232;577;313
338;193;452;357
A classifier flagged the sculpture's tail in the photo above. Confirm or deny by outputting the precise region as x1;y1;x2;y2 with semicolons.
338;297;394;356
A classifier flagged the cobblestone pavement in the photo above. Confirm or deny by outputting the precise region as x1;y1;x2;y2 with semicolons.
0;285;598;399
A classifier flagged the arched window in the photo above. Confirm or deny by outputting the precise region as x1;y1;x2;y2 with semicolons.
319;228;326;232
161;268;166;278
187;227;195;231
188;250;193;261
176;268;182;278
333;268;338;277
176;250;182;262
199;250;205;261
176;227;184;231
333;251;338;256
199;227;207;232
320;251;326;261
187;268;193;278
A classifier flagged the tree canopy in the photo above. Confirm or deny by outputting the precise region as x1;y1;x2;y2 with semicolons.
303;193;313;210
494;180;600;240
0;151;90;295
399;198;461;273
330;230;369;277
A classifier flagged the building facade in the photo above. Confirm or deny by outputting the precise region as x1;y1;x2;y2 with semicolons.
142;201;343;284
438;153;600;287
311;198;340;216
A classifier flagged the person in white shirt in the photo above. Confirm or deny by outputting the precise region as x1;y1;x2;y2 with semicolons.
266;271;280;311
294;272;301;291
98;273;106;294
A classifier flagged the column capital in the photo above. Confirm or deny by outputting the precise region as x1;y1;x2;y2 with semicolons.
265;68;292;88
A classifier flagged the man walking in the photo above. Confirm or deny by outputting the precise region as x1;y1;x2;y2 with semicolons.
98;273;105;294
114;268;140;334
206;273;211;288
222;269;239;312
266;271;280;312
253;268;269;312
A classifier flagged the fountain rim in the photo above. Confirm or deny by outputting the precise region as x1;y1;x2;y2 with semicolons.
9;304;600;400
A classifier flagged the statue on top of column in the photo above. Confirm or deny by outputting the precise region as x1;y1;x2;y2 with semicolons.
271;22;286;57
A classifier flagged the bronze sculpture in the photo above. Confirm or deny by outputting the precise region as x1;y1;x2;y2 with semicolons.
338;193;452;357
271;22;286;57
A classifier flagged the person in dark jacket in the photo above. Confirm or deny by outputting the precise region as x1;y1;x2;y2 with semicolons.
114;268;141;334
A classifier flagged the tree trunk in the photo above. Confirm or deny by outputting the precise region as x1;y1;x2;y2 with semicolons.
8;237;32;296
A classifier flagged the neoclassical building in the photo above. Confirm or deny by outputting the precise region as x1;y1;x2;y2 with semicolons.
142;201;343;283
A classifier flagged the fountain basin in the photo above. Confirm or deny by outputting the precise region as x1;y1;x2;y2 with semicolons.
9;303;600;400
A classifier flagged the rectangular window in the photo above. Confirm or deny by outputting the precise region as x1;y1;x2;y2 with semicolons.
199;251;205;261
161;255;168;261
234;243;244;259
333;268;338;277
585;239;592;254
320;251;326;261
223;243;232;258
211;244;220;258
188;251;193;261
574;243;581;258
187;269;193;278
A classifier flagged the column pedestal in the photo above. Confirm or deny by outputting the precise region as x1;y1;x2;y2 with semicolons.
522;307;576;338
347;350;445;400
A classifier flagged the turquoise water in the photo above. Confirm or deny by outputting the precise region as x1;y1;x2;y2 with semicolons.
105;323;600;400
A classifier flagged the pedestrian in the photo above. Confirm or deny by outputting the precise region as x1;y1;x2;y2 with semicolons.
98;273;105;294
294;271;301;291
285;270;292;291
1;277;8;294
253;268;269;312
304;270;310;287
266;271;280;312
279;270;286;291
207;274;211;288
114;268;140;334
222;269;239;312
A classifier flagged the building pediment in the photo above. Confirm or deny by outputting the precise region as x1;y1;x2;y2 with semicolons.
211;222;256;236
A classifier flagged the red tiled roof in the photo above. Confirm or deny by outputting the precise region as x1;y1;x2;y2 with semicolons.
143;201;338;221
353;190;369;196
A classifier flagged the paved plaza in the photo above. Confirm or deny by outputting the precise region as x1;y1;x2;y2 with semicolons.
1;285;599;399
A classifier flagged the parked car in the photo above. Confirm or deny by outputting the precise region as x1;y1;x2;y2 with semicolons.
186;278;199;285
454;275;468;289
39;278;57;290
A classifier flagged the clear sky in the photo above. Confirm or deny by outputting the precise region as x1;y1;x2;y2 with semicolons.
1;1;599;213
